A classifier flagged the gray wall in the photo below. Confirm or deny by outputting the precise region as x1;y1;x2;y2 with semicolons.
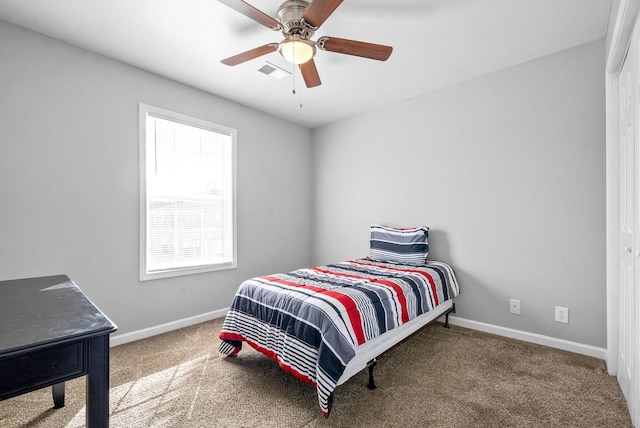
0;18;607;348
0;21;313;336
311;40;606;347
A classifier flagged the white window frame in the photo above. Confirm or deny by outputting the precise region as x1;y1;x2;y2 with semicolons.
139;103;237;281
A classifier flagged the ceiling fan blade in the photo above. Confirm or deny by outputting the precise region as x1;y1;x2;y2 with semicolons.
299;59;321;88
318;36;392;61
302;0;343;28
218;0;281;30
221;44;278;66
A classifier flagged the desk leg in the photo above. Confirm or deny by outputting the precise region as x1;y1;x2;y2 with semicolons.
52;382;65;408
86;335;110;428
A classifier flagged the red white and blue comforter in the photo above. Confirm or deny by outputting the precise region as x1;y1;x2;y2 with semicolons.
218;258;460;416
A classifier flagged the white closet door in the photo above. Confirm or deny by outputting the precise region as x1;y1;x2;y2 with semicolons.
618;26;638;423
635;30;640;423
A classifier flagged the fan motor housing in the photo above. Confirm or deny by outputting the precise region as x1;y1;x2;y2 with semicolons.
278;0;315;38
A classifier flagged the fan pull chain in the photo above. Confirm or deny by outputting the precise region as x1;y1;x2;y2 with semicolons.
291;62;302;108
292;42;297;95
288;43;302;108
292;62;296;95
299;80;303;108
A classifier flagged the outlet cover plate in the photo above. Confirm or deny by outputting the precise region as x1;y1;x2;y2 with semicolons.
555;306;569;323
509;299;521;315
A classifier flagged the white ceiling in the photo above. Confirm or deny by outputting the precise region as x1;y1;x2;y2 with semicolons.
0;0;612;128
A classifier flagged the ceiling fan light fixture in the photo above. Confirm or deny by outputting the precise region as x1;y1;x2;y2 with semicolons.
278;39;316;64
218;0;393;88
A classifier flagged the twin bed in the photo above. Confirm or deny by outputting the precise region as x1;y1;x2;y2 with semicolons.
218;225;460;416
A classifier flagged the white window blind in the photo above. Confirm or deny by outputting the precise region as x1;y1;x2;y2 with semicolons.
139;104;236;280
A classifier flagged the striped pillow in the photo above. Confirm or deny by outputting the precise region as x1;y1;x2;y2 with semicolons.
369;225;429;265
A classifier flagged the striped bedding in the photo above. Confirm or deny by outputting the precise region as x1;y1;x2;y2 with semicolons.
218;258;460;416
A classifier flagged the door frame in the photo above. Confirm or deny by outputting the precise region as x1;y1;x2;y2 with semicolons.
607;0;639;376
607;1;640;425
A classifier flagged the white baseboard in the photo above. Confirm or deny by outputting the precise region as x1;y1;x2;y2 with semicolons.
109;310;606;361
447;316;607;360
109;308;229;347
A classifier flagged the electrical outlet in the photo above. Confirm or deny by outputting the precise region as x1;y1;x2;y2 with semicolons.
555;306;569;323
509;299;521;315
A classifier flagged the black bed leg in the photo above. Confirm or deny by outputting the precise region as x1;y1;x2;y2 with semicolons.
444;303;456;329
367;359;377;390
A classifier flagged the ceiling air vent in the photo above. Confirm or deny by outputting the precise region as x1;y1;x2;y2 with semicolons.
258;62;291;79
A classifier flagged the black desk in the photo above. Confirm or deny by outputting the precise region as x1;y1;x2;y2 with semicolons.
0;275;117;427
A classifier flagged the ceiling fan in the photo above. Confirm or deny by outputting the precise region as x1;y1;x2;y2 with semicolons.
218;0;393;88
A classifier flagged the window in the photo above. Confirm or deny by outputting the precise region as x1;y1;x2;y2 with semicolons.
139;104;236;280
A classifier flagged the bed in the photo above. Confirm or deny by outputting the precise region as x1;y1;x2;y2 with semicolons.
218;225;460;416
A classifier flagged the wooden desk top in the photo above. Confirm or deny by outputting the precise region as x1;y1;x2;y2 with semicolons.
0;275;117;357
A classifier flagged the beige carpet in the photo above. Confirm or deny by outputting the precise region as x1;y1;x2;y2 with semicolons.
0;318;632;427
